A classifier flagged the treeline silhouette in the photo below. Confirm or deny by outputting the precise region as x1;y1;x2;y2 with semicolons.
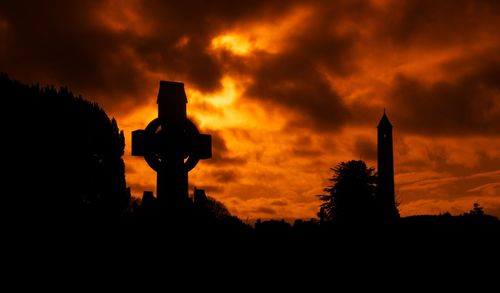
1;74;498;241
2;74;128;227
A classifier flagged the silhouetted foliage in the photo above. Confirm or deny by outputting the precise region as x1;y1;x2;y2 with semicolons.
192;192;249;235
292;218;321;239
192;188;232;220
254;219;292;240
205;196;232;220
403;207;500;226
319;160;378;224
1;74;129;226
468;203;485;216
1;73;498;246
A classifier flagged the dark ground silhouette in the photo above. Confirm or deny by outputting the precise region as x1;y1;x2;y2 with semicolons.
1;74;499;246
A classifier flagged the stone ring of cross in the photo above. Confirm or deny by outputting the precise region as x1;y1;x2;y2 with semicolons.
143;117;201;172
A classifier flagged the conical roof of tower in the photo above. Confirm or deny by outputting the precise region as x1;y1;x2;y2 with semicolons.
377;110;392;128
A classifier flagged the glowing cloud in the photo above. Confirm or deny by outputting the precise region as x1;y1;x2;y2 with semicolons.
2;0;499;219
210;7;313;56
211;34;253;55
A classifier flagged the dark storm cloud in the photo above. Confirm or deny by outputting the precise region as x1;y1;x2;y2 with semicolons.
0;0;301;112
354;137;377;161
254;207;276;215
121;0;314;93
0;0;372;130
376;0;500;139
388;59;500;136
245;51;352;132
237;0;500;134
242;1;371;132
377;0;500;47
0;1;156;109
2;0;499;131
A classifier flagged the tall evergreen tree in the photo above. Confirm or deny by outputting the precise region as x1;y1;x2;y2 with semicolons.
319;160;378;224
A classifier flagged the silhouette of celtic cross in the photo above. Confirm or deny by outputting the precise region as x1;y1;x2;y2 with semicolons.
132;81;211;208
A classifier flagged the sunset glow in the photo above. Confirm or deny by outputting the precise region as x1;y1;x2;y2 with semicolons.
211;35;253;55
2;0;499;219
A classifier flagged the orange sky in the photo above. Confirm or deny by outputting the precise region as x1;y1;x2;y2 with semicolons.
1;0;500;219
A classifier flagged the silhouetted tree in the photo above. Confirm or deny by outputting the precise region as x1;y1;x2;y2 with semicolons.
193;189;231;221
319;160;377;224
1;74;129;226
469;203;484;216
458;202;500;225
